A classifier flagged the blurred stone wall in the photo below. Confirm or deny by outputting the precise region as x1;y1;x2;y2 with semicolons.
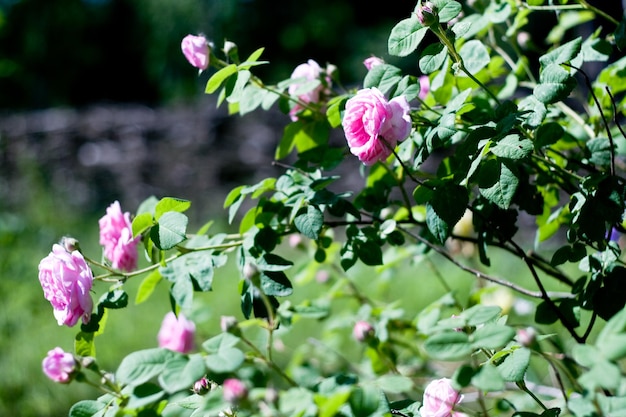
0;97;292;222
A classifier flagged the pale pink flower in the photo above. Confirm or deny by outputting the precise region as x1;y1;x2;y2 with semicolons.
157;312;196;353
353;320;375;342
38;244;94;327
42;347;77;383
419;75;430;100
288;59;331;121
223;378;248;404
421;378;463;417
99;201;140;272
181;34;210;70
363;56;385;70
342;87;411;165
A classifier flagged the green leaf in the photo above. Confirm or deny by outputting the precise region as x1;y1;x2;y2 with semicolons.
276;120;329;160
539;37;582;67
388;17;428;57
261;270;294;296
294;205;324;240
478;160;519;209
116;348;178;386
535;122;564;148
75;331;95;357
472;363;505;392
424;332;473;360
490;135;533;160
434;0;462;23
160;252;215;293
238;47;265;70
533;63;577;104
426;203;450;244
355;240;384;266
125;383;164;410
135;270;163;305
98;288;128;309
615;16;626;51
419;43;447;74
363;64;403;95
151;211;188;250
349;385;383;417
205;347;245;373
257;253;294;271
154;197;191;221
205;64;237;94
132;212;154;238
459;40;490;75
497;347;531;382
431;183;469;229
69;400;107;417
470;324;516;350
596;306;626;361
239;84;267;115
202;333;240;354
159;354;206;394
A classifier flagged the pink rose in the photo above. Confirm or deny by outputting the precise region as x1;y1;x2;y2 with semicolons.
288;59;331;121
42;347;77;383
38;244;94;327
342;87;412;165
419;75;430;100
421;378;463;417
223;378;248;404
99;201;140;272
363;56;385;70
181;34;210;70
157;312;196;353
353;320;375;342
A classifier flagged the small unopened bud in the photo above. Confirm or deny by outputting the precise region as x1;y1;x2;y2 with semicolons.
416;1;439;27
223;378;248;404
220;315;239;334
353;321;375;343
223;40;237;55
243;263;259;281
42;347;79;384
61;236;80;252
193;376;211;395
516;327;537;348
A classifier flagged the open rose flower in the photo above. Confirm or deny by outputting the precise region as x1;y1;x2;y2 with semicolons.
421;378;463;417
38;244;94;327
342;87;411;165
288;59;331;121
99;201;140;272
42;347;78;383
223;378;248;404
181;34;210;70
157;312;196;353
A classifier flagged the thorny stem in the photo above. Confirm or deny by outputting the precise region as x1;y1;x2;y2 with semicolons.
239;333;298;387
566;64;616;176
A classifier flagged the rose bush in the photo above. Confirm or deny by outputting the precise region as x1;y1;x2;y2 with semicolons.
37;1;626;416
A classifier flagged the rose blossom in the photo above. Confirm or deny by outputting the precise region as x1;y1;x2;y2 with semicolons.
288;59;331;121
181;34;210;70
99;201;140;272
157;312;196;353
353;320;375;342
342;87;412;165
38;244;94;326
419;75;430;100
223;378;248;404
42;347;78;383
363;56;385;70
421;378;463;417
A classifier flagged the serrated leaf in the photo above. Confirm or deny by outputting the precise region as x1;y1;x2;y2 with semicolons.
151;211;188;250
426;203;450;244
363;64;403;96
261;270;293;296
490;135;533;159
294;205;324;239
435;0;462;23
459;40;490;75
497;347;531;382
424;331;473;360
419;43;447;74
388;17;428;57
539;37;582;66
116;348;177;386
534;63;577;104
159;354;206;394
205;347;245;373
478;160;519;209
69;400;107;417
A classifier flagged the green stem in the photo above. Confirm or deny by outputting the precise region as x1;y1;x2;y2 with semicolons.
517;381;549;411
239;334;298;387
431;23;501;105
